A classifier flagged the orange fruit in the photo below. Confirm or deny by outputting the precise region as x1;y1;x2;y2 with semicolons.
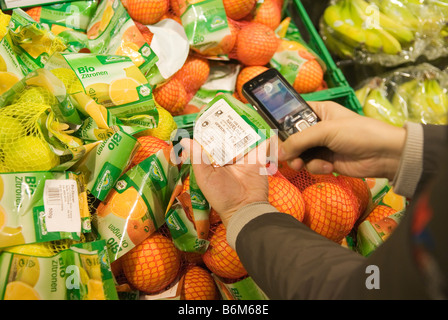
153;78;188;115
135;21;154;44
179;250;204;265
202;223;247;279
336;175;370;220
209;208;221;225
122;24;147;48
121;232;180;293
293;59;324;94
87;21;101;39
236;22;279;66
127;215;155;245
109;77;140;105
236;65;268;103
268;174;305;222
131;135;170;167
125;0;169;25
26;7;41;22
172;55;210;94
181;265;218;300
252;0;282;30
96;187;148;220
364;205;397;224
302;182;357;243
223;0;256;20
180;104;200;115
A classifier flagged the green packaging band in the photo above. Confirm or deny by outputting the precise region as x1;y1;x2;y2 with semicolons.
213;275;269;300
0;239;118;300
92;146;179;262
86;0;158;78
0;171;89;249
181;0;231;59
71;130;139;202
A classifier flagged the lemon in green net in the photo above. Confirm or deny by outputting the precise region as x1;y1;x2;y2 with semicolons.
50;68;77;88
13;86;58;106
0;114;26;147
3;135;59;172
135;105;177;141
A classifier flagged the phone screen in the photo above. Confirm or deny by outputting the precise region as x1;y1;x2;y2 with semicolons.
251;77;307;124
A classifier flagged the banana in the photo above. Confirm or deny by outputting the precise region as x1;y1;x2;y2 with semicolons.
347;0;382;53
351;0;415;45
349;0;402;54
370;0;420;31
322;0;366;49
363;87;406;127
391;79;418;119
424;78;448;124
321;24;356;59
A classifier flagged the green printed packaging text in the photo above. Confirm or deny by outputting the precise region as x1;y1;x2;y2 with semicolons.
0;240;118;300
0;171;88;249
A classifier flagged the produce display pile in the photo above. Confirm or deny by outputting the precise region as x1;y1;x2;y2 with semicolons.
0;0;410;300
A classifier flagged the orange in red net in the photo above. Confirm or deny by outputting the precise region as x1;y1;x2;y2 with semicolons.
202;223;247;280
293;59;324;94
236;22;279;66
153;78;188;115
172;55;210;95
131;135;170;167
181;265;219;300
121;232;181;293
252;0;282;30
125;0;169;25
268;174;305;222
363;204;397;224
223;0;256;20
302;182;357;243
235;65;268;103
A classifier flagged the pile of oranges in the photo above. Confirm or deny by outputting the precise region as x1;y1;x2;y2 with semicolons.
100;0;327;116
107;139;404;300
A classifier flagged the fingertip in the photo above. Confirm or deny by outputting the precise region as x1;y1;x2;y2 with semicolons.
305;159;334;175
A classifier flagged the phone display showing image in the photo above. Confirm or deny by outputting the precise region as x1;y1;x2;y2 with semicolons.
242;68;319;141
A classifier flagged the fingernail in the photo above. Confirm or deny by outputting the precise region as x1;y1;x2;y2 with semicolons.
322;163;332;174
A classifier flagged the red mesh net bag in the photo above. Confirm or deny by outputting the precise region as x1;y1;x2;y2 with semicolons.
275;161;369;243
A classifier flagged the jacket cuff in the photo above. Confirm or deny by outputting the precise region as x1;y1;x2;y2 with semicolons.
391;121;423;198
226;202;279;250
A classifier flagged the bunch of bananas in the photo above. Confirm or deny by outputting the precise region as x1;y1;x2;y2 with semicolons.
356;75;448;126
321;0;448;61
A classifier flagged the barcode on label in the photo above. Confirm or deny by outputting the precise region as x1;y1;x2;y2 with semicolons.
46;187;62;206
235;134;252;150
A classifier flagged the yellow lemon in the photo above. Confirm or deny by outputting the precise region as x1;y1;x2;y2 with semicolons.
124;65;148;85
0;204;5;229
0;55;7;72
85;83;111;105
13;86;58;106
4;281;41;300
0;226;25;247
135;105;177;141
3;135;59;172
12;255;40;287
109;77;140;106
86;279;105;300
0;72;20;95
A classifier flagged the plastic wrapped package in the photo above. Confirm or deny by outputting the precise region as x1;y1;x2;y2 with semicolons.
320;0;448;66
355;63;448;125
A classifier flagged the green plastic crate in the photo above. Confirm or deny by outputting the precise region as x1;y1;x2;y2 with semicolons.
286;0;350;94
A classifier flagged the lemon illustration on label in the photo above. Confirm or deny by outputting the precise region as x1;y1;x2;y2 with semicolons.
4;281;41;300
109;77;140;106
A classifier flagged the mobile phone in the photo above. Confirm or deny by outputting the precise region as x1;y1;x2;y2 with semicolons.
242;68;320;141
242;68;328;161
